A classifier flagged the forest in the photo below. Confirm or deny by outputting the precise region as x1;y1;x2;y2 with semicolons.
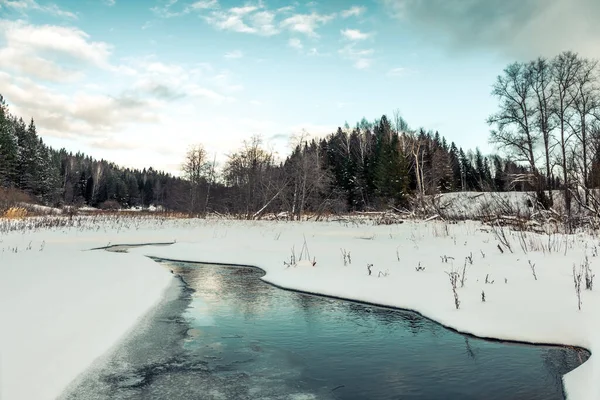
1;51;599;219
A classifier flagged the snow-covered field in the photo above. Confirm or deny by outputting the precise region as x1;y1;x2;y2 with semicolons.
1;215;599;399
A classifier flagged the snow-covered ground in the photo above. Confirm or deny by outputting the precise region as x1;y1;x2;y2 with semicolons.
1;216;599;399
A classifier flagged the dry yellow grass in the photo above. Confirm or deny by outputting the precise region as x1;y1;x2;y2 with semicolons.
3;207;28;219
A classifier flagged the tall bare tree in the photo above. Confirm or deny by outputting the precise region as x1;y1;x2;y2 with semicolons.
552;51;580;215
488;62;545;204
223;135;276;218
529;57;556;202
181;144;209;215
286;131;331;220
572;57;599;205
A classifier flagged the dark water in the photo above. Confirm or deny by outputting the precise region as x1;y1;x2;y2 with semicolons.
62;261;589;400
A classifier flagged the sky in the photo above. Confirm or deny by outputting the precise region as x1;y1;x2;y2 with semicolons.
1;0;600;174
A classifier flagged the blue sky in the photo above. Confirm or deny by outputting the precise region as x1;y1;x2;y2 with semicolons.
1;0;599;173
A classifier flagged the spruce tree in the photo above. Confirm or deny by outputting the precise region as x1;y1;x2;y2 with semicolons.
0;97;18;187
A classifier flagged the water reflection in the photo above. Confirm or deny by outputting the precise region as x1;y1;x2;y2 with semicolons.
62;261;590;400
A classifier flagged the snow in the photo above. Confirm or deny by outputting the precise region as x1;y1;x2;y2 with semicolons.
0;228;172;400
18;203;63;215
432;191;536;219
1;216;599;399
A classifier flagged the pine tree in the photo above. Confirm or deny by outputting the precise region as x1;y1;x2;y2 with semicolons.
0;96;18;187
449;142;462;191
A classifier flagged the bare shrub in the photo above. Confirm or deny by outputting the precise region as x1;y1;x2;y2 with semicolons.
573;264;583;310
284;246;297;268
491;222;513;253
0;187;38;213
460;260;469;288
341;248;351;266
583;256;594;290
445;268;460;310
378;269;390;278
440;255;454;263
528;260;537;281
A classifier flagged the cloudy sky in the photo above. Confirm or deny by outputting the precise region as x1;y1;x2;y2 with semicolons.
1;0;599;174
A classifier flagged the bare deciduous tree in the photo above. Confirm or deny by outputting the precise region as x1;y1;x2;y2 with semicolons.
529;57;556;202
181;144;209;215
552;51;580;217
223;135;279;218
488;62;545;204
572;57;599;206
287;131;331;220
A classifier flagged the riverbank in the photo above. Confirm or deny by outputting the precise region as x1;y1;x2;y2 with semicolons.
1;217;598;399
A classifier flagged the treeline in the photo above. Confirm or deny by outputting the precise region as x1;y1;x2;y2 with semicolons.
183;117;542;218
1;87;569;217
0;95;187;210
488;51;600;216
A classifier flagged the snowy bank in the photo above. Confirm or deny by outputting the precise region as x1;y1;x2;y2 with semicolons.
1;217;598;399
131;220;598;400
0;232;173;400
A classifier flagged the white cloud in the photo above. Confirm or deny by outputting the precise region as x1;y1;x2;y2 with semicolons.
153;2;330;38
212;72;244;93
0;47;83;82
126;59;238;103
280;12;335;37
205;10;257;33
387;67;406;77
151;0;218;18
229;5;259;15
341;28;372;40
1;20;112;66
341;6;365;18
188;0;217;10
224;50;243;59
354;58;371;69
0;71;160;139
288;38;303;50
0;20;113;81
104;0;115;6
151;1;279;36
150;0;184;18
186;85;233;103
204;4;281;36
0;24;240;146
0;0;77;19
339;44;374;58
339;43;374;69
251;10;279;35
276;5;294;14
